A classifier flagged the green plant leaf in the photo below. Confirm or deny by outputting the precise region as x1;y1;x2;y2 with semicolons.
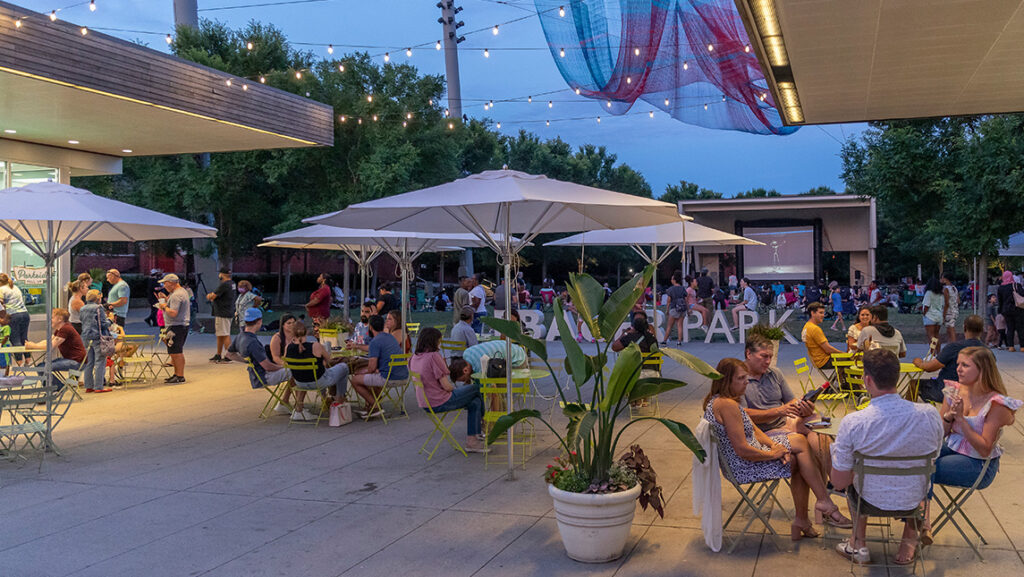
600;342;641;412
598;265;654;343
660;347;723;380
481;317;548;361
652;418;706;462
486;409;542;446
628;377;689;402
561;402;589;419
554;298;590;388
576;411;598;448
567;273;606;339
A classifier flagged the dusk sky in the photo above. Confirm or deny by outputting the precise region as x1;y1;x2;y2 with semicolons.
19;0;865;196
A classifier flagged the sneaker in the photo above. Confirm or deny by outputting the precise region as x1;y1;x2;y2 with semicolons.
273;403;291;415
465;443;490;454
164;375;185;384
93;388;113;393
291;409;316;421
85;388;95;393
835;539;870;564
365;409;385;419
208;354;222;363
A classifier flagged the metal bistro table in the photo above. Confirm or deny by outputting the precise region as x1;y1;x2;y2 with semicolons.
898;363;925;401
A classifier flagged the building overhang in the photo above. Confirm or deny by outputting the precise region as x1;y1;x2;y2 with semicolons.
734;0;1024;125
0;1;333;173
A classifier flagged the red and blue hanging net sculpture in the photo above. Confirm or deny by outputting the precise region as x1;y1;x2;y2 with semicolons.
535;0;797;135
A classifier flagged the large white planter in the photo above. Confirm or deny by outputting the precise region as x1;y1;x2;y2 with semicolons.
548;483;641;563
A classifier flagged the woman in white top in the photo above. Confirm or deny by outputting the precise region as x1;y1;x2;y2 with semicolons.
921;277;945;354
0;273;30;366
67;279;89;335
846;306;872;352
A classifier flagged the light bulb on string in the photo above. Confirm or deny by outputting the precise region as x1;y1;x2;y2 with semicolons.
745;45;751;53
49;10;57;21
340;115;346;122
435;40;441;50
407;112;413;119
649;111;654;118
327;44;334;54
707;43;714;52
428;99;433;106
606;101;612;108
546;120;550;126
165;34;172;44
596;116;601;123
722;95;727;102
338;64;345;72
89;0;96;11
704;103;708;110
358;118;362;124
484;49;490;58
559;48;565;58
259;76;266;83
488;100;494;108
496;121;501;129
384;52;390;62
548;100;553;108
626;76;631;84
492;25;499;35
80;27;88;35
683;61;688;70
575;87;581;95
225;79;232;87
403;121;407;128
372;115;378;122
559;5;565;17
406;48;412;57
242;84;248;91
634;47;640;56
448;122;454;130
528;95;532;103
246;41;253;51
444;108;449;117
664;98;670;106
295;71;302;79
367;94;373;102
15;19;22;28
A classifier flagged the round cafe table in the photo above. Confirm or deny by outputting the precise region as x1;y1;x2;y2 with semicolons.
471;367;551;381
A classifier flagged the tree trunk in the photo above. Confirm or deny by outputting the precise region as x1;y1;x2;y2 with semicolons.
978;254;990;316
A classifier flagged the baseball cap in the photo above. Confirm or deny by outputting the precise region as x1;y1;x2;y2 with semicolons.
158;273;179;284
150;268;160;275
242;308;263;322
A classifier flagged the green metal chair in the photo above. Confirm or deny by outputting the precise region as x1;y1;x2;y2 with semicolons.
281;357;330;426
411;373;467;460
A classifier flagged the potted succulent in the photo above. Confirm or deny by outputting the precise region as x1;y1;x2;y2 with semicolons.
483;266;719;563
745;323;785;366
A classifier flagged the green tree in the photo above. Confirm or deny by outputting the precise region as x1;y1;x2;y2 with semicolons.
659;180;722;203
734;187;781;198
797;186;839;196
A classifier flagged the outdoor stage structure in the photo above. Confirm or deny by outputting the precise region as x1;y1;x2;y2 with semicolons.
679;195;877;286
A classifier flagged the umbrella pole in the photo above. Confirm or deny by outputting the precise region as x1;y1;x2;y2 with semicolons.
503;204;515;480
401;239;411;330
651;244;659;342
45;223;54;451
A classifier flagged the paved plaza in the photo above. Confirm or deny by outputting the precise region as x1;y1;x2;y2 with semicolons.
1;322;1022;577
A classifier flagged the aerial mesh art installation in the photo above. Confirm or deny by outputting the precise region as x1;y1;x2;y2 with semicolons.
535;0;797;135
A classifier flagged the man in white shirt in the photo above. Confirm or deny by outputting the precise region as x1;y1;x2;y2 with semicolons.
831;349;943;565
856;305;907;358
469;275;488;333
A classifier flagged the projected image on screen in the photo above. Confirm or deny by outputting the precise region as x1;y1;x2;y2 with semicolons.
742;227;815;281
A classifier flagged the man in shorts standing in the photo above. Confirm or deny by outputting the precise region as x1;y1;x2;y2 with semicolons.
157;273;190;384
696;267;715;312
206;268;235;363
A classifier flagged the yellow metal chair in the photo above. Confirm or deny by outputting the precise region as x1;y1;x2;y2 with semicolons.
830;352;855;389
843;365;871;411
112;333;156;386
794;357;848;417
629;351;663;419
281;357;331;426
440;339;466;359
411;373;468;460
480;376;532;468
406;322;421;338
247;359;293;419
366;353;412;424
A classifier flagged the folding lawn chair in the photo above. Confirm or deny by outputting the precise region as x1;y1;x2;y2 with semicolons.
710;428;788;554
629;351;663;419
480;376;532;468
113;334;157;386
248;359;293;419
929;431;1002;561
411;373;467;460
794;357;848;417
0;379;69;462
440;339;466;360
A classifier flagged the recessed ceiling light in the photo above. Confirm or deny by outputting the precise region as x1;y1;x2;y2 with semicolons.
122;149;133;153
68;140;79;144
3;129;15;134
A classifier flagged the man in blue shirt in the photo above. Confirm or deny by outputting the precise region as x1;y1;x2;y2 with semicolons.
105;269;130;327
350;315;407;418
226;307;290;390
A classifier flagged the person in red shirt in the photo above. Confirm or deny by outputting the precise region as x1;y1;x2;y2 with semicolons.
26;307;86;372
305;274;333;326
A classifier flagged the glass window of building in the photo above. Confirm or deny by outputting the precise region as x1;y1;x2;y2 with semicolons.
10;163;58;187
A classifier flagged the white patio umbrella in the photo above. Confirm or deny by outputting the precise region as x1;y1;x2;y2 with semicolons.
261;225;512;336
999;232;1024;257
305;169;685;478
545;222;763;330
0;181;216;451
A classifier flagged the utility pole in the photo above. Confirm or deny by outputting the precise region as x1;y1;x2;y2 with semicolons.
437;1;465;119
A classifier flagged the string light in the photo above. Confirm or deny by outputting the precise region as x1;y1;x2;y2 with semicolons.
704;103;708;110
760;92;767;101
605;101;611;108
338;64;344;72
649;110;654;118
384;52;390;62
89;0;96;11
596;116;601;123
402;121;407;127
429;99;433;105
49;10;57;21
165;34;172;44
559;5;565;17
372;114;378;121
406;47;412;57
575;87;581;95
634;47;640;56
664;98;670;106
406;112;413;119
242;84;248;91
340;115;346;122
546;120;550;126
528;95;532;103
225;79;232;87
295;71;302;79
548;100;553;108
722;95;727;102
358;118;362;124
707;43;714;52
488;100;494;108
435;40;441;50
559;48;565;58
15;19;22;28
496;121;501;128
744;45;751;53
367;94;373;102
327;44;334;54
683;61;688;70
448;122;454;130
246;41;253;50
80;27;88;35
259;76;266;83
484;49;490;58
444;108;449;117
625;76;631;84
492;25;499;35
